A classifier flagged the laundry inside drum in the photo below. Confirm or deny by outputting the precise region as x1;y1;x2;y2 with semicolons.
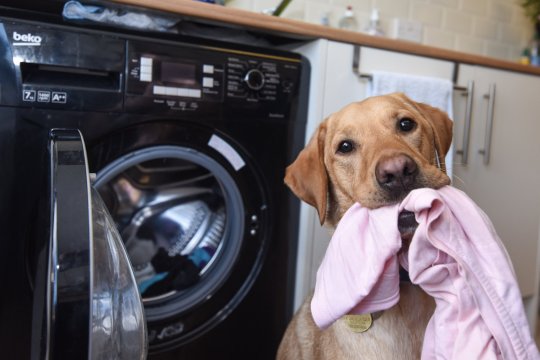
97;157;228;302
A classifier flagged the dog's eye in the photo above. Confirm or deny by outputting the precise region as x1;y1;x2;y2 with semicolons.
398;118;416;132
337;140;355;154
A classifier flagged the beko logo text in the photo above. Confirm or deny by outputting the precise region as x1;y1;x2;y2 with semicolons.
12;32;42;46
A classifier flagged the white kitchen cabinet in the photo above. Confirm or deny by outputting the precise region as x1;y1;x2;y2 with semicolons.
453;64;540;330
287;39;332;310
290;41;458;310
357;47;455;79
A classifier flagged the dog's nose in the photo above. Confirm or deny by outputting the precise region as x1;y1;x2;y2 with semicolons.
375;154;418;194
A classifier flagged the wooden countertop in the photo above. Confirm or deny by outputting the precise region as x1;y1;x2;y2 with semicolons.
113;0;540;76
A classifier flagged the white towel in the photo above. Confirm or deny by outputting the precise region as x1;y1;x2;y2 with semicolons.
367;70;454;178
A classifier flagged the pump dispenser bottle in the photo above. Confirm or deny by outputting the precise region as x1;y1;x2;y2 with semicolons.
365;9;385;36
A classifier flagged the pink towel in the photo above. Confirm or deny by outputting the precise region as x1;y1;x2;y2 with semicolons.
311;186;539;359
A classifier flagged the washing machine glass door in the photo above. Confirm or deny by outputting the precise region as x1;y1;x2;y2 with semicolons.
95;145;245;312
31;129;147;360
92;124;269;352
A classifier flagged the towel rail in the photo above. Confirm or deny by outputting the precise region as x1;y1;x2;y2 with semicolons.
352;46;468;92
356;72;468;92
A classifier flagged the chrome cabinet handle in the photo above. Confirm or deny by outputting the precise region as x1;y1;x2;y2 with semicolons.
455;80;474;165
478;84;496;165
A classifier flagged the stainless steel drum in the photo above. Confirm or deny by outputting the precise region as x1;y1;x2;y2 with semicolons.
95;145;245;313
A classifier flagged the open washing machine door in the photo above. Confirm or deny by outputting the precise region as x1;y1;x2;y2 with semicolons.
31;129;147;360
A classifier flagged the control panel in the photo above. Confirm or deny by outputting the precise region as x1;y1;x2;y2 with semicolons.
0;19;303;117
125;41;301;114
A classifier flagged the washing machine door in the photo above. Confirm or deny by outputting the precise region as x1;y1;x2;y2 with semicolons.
31;129;147;360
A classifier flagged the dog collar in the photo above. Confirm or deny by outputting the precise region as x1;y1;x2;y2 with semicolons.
343;311;383;333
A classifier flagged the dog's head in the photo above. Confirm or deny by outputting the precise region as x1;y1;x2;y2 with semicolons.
285;93;452;226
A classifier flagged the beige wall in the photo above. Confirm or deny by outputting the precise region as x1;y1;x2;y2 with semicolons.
226;0;534;62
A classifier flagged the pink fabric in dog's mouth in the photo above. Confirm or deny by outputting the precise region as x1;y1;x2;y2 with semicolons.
311;186;539;359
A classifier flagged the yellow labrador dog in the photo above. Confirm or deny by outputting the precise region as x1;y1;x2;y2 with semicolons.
278;93;453;359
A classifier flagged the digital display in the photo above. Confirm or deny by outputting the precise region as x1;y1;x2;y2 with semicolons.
161;62;196;86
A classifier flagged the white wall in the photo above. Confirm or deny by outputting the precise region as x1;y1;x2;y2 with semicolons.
227;0;534;62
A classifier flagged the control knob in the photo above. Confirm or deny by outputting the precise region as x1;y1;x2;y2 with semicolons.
243;69;265;90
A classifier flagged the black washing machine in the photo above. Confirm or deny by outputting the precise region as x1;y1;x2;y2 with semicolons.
0;12;308;360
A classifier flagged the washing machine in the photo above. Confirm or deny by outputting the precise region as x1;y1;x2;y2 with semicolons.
0;10;309;359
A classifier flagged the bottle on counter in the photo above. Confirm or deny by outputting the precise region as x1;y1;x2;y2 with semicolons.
520;48;531;66
320;12;330;27
338;6;358;31
364;8;385;36
529;33;540;66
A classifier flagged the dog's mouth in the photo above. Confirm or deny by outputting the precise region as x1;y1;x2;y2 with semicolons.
383;183;421;204
398;210;417;250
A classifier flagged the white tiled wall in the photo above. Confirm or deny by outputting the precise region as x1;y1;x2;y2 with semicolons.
226;0;534;62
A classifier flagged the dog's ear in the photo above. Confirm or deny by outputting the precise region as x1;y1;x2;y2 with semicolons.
416;102;453;171
285;121;328;225
392;93;453;160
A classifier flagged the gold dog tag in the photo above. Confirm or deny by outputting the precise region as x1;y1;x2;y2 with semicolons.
343;314;373;333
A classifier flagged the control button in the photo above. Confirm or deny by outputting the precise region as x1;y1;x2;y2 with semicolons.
188;89;202;98
140;66;152;74
140;72;152;82
203;77;214;88
141;57;153;66
244;69;265;90
153;85;166;95
165;87;178;96
203;65;214;74
177;88;189;97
